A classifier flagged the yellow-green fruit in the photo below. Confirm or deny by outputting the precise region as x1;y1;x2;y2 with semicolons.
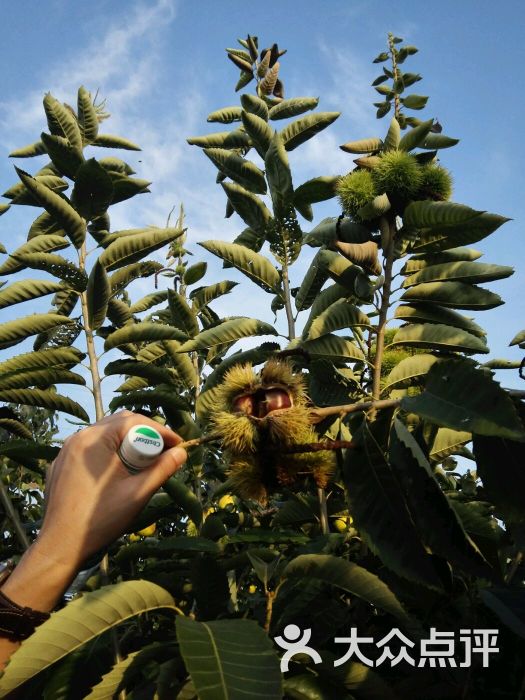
248;584;257;594
129;533;141;543
417;164;453;201
136;523;156;537
218;494;236;509
333;515;353;532
371;150;422;199
336;170;376;220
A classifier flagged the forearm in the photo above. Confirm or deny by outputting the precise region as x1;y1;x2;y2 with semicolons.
0;539;77;669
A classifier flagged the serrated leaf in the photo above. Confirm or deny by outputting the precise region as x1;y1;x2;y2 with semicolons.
104;359;177;388
421;133;459;149
510;329;525;347
401;94;428;110
109;386;190;414
72;158;114;220
220;182;271;234
4;175;68;203
402;359;525;440
178;317;278;352
104;322;187;351
265;131;294;218
383;353;440;393
401;281;503;310
411;212;510;252
43;93;82;151
203;148;267;194
0;313;72;346
108;260;163;294
307;299;370;339
92;134;141;150
86;259;110;330
14;252;88;291
207;106;243;123
77;86;99;143
190;280;238;310
430;428;472;462
187;130;250;149
294;176;338;211
0;388;88;421
99;226;184;271
394;303;486;337
199;240;280;292
0;581;176;697
268;96;319;120
40;132;84;179
0;346;84;375
183;261;207;286
301;334;365;363
0;279;63;310
340;137;383;154
383;117;401;150
302;283;350;337
403;200;483;229
0;440;60;464
403;261;513;287
240;93;269;120
27;211;67;240
398;118;433;151
83;651;140;700
128;291;168;314
9;141;47;158
241;111;273;156
280;112;340;151
15;167;86;248
168;289;199;337
402;247;483;271
389;323;488;354
0;367;85;390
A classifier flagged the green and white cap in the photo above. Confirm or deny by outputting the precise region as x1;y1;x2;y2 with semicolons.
118;424;164;474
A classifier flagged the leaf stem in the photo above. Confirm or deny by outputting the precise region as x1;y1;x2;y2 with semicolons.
317;487;329;535
372;222;396;400
388;33;401;120
281;261;296;341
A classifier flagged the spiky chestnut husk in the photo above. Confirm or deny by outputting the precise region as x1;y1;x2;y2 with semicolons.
371;150;422;200
336;170;376;221
416;164;453;201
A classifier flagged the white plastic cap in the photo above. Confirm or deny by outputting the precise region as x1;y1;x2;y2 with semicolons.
118;424;164;474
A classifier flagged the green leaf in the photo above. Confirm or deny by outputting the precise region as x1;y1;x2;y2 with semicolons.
340;137;382;154
183;261;207;286
15;168;86;248
0;581;176;697
383;354;439;395
304;218;371;248
0;440;59;464
268;96;319;120
86;259;110;330
265;132;294;217
510;329;525;347
204;148;267;194
108;261;163;293
400;94;428;110
294;177;338;211
388;323;489;354
403;359;525;440
187;130;250;149
92;134;141;150
402;247;483;271
0;279;63;310
4;175;68;203
163;476;203;527
403;200;483;229
421;133;459;149
13;252;88;291
0;313;72;346
394;303;486;337
190;280;238;310
178;317;278;352
27;211;67;240
0;346;84;375
306;299;370;340
240;93;269;120
280;112;340;151
401;281;503;310
0;364;84;390
168;289;199;337
176;617;282;700
302;284;349;337
403;261;513;287
414;212;510;252
108;173;150;204
207;106;243;123
40;132;84;179
283;554;412;625
430;428;472;462
105;359;177;388
241;111;273;156
300;334;365;363
198;240;280;292
43;93;83;151
104;322;187;350
72;159;114;220
129;291;168;314
390;420;492;579
109;386;190;414
9;141;47;158
0;388;88;421
342;417;441;589
99;226;184;271
295;249;332;311
221;182;272;234
382;117;401;150
77;86;99;143
398;118;433;151
83;651;140;700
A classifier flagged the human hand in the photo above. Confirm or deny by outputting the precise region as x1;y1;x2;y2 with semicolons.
36;411;187;573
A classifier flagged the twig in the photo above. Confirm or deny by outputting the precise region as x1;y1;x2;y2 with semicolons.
310;398;400;423
317;487;329;535
283;440;355;453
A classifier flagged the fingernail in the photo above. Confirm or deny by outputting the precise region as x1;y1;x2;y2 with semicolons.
171;447;187;465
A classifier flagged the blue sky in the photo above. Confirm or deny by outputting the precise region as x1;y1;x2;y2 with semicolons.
0;0;524;421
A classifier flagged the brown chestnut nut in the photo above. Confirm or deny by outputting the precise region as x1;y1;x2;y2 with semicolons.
232;393;255;415
258;388;292;417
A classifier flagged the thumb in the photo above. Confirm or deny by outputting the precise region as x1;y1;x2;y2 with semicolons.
134;446;187;496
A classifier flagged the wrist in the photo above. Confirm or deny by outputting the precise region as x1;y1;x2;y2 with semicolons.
1;542;78;613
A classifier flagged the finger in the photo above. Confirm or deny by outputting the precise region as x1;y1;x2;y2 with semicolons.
96;412;183;451
133;446;187;498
